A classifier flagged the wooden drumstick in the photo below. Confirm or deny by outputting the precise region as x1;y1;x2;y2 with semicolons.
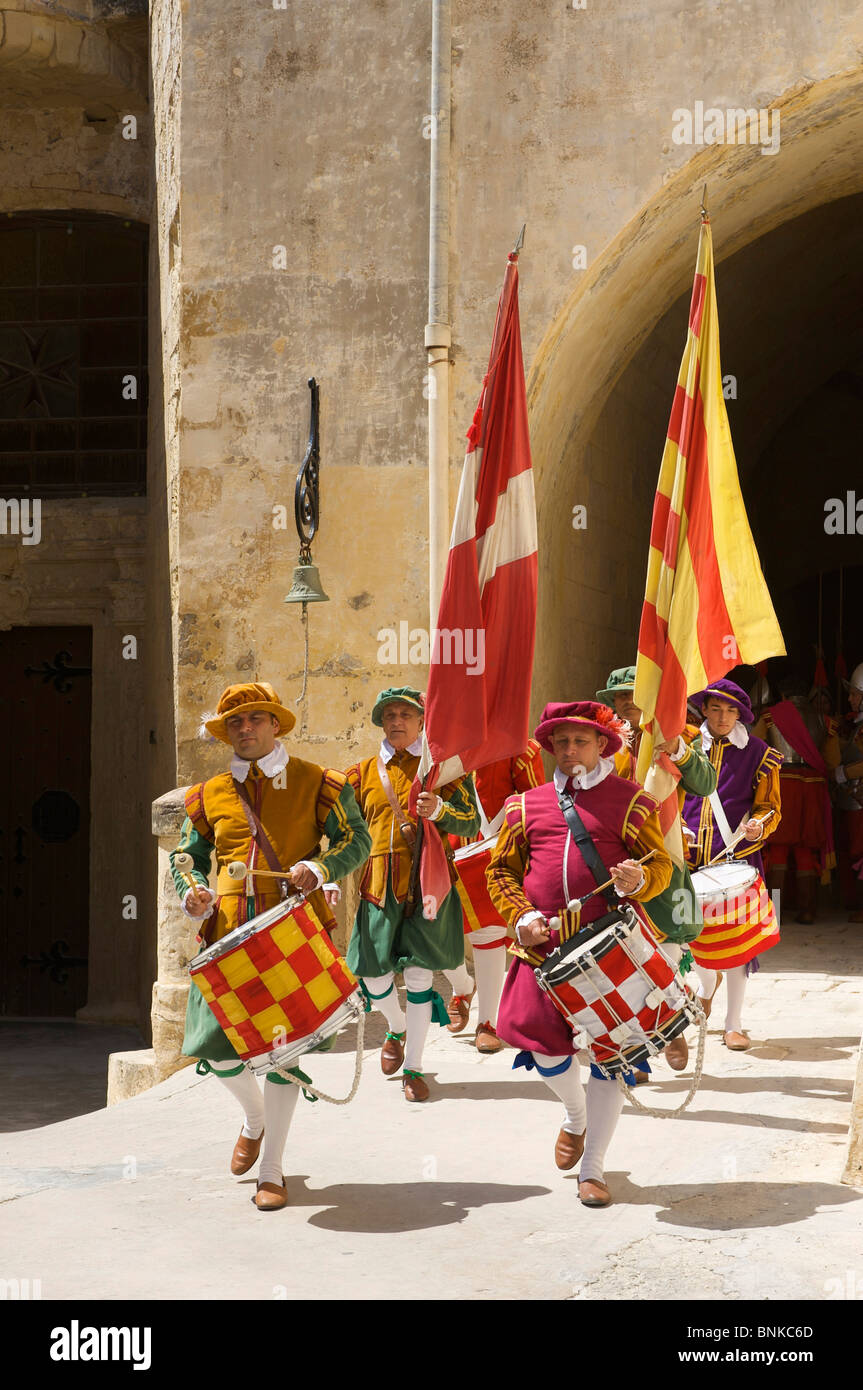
562;848;659;914
228;861;289;882
174;851;209;903
704;812;772;868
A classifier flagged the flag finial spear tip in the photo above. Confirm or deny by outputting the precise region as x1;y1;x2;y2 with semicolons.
700;184;709;219
512;222;526;256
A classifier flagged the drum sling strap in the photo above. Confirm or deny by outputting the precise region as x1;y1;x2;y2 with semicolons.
376;755;417;848
232;776;292;897
557;789;620;911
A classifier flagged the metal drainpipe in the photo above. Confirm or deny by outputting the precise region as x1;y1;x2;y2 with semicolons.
425;0;451;631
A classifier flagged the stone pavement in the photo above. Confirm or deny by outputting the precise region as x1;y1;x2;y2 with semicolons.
2;917;862;1301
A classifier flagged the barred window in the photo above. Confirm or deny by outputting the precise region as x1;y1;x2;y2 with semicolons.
0;211;148;498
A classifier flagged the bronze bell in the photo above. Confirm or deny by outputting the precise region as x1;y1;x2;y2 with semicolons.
284;562;329;604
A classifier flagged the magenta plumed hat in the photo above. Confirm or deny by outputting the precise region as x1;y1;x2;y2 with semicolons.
693;678;755;725
534;700;630;755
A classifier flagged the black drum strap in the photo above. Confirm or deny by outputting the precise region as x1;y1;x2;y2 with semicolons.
557;789;619;910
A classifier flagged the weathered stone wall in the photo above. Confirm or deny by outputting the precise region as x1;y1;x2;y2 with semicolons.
0;0;151;1026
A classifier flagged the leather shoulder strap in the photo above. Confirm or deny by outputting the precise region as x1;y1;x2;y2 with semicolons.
232;777;290;890
557;788;618;908
376;756;417;848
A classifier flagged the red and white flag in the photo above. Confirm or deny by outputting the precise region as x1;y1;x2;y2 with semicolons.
412;250;538;911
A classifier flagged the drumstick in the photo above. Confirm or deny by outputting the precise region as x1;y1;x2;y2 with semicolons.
174;852;209;903
703;812;771;868
561;849;659;914
227;861;290;881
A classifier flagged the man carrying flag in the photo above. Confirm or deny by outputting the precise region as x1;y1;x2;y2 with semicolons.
632;209;785;1042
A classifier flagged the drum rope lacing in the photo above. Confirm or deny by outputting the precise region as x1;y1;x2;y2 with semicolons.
616;1002;708;1118
271;1007;366;1104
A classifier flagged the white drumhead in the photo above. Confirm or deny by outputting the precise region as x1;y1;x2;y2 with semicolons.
691;862;757;901
453;835;498;864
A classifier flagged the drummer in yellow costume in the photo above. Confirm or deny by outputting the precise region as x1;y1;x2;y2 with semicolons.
170;682;371;1210
345;686;480;1103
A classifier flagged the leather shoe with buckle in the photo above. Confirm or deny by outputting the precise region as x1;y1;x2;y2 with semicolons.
381;1030;405;1076
402;1071;430;1102
724;1029;751;1051
578;1177;612;1208
664;1035;689;1071
230;1128;264;1175
475;1020;504;1053
554;1127;586;1170
446;987;476;1033
254;1178;288;1211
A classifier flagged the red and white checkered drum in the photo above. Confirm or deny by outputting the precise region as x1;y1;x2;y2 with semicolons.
453;835;501;933
189;894;363;1077
536;906;698;1078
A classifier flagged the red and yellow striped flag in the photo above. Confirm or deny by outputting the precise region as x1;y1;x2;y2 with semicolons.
634;216;785;832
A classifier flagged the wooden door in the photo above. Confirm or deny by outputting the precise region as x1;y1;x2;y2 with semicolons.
0;627;92;1016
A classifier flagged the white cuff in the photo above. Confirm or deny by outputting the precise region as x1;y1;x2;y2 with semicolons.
668;736;687;763
835;766;848;785
181;885;215;919
430;795;445;821
614;867;646;897
293;860;324;889
515;910;544;943
323;881;341;902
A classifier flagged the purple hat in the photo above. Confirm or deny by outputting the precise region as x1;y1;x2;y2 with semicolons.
693;678;754;725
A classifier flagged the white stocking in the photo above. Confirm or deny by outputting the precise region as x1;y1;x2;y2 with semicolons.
443;962;474;998
210;1063;265;1140
724;965;747;1033
581;1074;625;1183
470;929;507;1026
692;962;718;1000
531;1053;586;1135
258;1080;300;1188
362;972;406;1034
404;965;434;1072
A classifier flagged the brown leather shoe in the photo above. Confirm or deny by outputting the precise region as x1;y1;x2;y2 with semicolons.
554;1127;585;1170
402;1071;430;1102
724;1030;751;1051
446;988;476;1033
254;1178;288;1211
230;1128;264;1175
578;1177;612;1208
632;1069;651;1086
664;1035;689;1071
475;1020;504;1053
380;1030;405;1076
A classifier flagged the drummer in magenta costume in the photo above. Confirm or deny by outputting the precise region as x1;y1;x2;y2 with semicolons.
443;740;546;1053
597;663;719;1072
344;687;480;1102
681;678;783;1052
487;701;672;1209
170;682;371;1211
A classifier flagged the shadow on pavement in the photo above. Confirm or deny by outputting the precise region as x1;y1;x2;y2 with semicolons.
604;1171;863;1230
276;1174;552;1232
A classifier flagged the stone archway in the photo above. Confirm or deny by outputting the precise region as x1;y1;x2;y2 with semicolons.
527;68;863;709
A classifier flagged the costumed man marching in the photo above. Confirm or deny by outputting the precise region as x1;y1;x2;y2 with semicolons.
753;678;836;925
487;701;672;1209
827;662;863;922
681;679;782;1051
170;682;371;1211
345;687;480;1102
596;663;719;1072
442;739;546;1053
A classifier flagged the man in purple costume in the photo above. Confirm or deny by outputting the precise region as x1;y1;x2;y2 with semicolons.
487;701;672;1209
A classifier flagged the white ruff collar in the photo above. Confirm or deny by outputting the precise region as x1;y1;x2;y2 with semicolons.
554;756;614;792
380;736;423;763
230;741;289;782
700;719;749;750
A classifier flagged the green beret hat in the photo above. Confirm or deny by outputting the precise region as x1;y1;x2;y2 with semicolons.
595;666;637;703
371;686;425;727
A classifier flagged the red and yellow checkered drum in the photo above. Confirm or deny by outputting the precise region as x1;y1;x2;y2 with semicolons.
189;894;363;1077
453;835;501;934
